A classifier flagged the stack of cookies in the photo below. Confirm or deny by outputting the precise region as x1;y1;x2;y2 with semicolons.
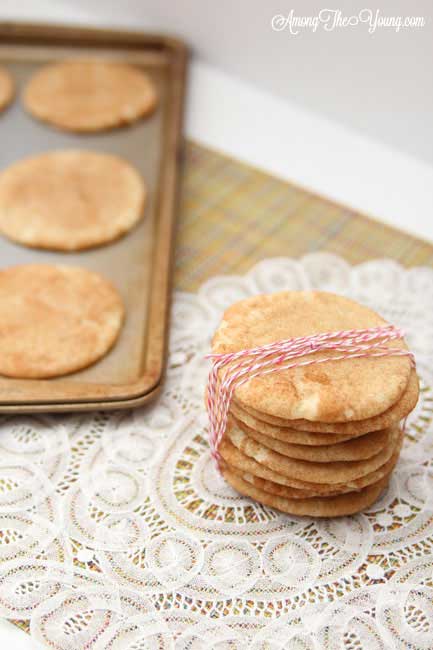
210;291;419;517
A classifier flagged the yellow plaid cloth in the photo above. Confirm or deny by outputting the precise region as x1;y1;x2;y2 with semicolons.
175;142;433;291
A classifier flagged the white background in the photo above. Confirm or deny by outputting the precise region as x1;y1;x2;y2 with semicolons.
4;0;433;164
0;0;432;241
0;0;432;242
68;0;433;166
0;1;432;645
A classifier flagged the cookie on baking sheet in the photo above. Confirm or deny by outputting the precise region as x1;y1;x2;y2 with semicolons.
219;436;402;495
0;264;124;378
212;291;412;423
237;418;389;462
0;150;146;251
233;369;419;435
222;467;389;517
23;60;157;132
0;67;14;113
225;420;400;484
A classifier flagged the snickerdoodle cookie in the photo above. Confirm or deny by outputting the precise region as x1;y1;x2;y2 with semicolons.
0;264;124;378
23;60;157;132
0;150;146;251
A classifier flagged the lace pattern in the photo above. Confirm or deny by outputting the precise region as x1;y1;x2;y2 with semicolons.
1;253;433;649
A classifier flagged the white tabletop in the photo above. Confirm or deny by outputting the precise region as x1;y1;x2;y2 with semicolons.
187;60;433;245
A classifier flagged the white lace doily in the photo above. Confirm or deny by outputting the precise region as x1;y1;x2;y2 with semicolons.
1;254;433;650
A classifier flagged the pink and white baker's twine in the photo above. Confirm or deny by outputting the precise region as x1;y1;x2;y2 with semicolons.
205;324;415;465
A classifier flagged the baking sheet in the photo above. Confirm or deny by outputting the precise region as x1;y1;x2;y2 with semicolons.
0;24;187;410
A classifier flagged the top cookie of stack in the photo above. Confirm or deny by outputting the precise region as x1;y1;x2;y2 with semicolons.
211;291;418;517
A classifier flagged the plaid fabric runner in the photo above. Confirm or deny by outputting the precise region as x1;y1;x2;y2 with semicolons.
175;141;433;292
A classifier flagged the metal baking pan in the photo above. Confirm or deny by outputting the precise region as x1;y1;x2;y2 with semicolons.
0;22;187;412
